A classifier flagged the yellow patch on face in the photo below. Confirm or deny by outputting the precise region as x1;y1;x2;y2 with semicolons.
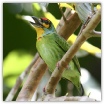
42;23;49;28
34;27;44;40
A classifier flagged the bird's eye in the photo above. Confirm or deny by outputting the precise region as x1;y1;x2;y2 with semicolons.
41;18;50;24
40;18;43;22
44;20;49;24
40;18;51;28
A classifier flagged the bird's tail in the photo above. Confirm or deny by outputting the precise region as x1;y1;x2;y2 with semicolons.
78;83;84;96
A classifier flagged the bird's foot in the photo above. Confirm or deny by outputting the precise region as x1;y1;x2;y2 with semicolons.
43;86;57;95
56;61;69;70
56;61;60;70
43;87;47;95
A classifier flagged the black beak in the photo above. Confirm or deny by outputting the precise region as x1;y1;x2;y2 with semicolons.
30;16;43;28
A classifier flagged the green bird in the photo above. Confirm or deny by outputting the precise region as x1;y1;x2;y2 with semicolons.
30;16;84;96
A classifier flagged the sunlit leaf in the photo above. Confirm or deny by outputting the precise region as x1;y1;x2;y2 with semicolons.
67;34;101;57
32;3;41;11
59;3;74;10
3;50;33;87
96;4;101;10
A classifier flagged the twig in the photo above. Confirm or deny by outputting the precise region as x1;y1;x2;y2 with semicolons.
91;30;101;37
45;9;101;95
16;58;47;101
5;53;39;101
38;95;96;101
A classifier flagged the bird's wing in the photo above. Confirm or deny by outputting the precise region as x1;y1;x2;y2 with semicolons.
53;33;81;74
72;55;81;75
54;34;70;52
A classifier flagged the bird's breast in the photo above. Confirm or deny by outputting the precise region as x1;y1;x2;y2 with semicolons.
36;37;64;71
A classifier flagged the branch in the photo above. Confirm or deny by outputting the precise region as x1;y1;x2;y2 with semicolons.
5;53;39;101
56;8;81;39
16;58;47;101
91;30;101;37
38;95;96;101
81;9;101;38
45;9;101;95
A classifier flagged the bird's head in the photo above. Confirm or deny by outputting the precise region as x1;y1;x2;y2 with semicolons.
30;16;56;39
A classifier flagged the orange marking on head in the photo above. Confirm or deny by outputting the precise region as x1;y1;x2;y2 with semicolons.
42;23;49;28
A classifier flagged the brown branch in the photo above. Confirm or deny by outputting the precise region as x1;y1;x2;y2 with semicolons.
5;53;39;101
16;58;47;101
45;9;101;95
81;9;101;39
56;8;81;39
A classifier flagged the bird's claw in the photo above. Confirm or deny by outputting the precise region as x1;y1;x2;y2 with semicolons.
56;61;60;70
56;61;69;70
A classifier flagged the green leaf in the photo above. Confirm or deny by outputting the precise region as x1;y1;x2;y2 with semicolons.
3;50;33;87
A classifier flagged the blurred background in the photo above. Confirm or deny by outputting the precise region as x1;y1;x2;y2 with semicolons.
3;3;101;101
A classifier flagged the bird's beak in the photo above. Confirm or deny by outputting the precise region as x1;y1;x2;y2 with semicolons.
30;16;43;28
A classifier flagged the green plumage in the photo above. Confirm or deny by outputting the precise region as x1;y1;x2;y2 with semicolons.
36;33;83;95
31;16;84;95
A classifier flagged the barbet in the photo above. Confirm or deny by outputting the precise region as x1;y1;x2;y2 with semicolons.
30;16;84;96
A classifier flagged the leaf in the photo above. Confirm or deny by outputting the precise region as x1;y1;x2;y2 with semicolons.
32;3;41;11
59;3;74;10
96;4;101;10
74;3;93;23
67;34;101;58
3;50;33;87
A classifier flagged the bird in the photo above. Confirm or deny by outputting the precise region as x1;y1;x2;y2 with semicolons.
29;16;84;96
